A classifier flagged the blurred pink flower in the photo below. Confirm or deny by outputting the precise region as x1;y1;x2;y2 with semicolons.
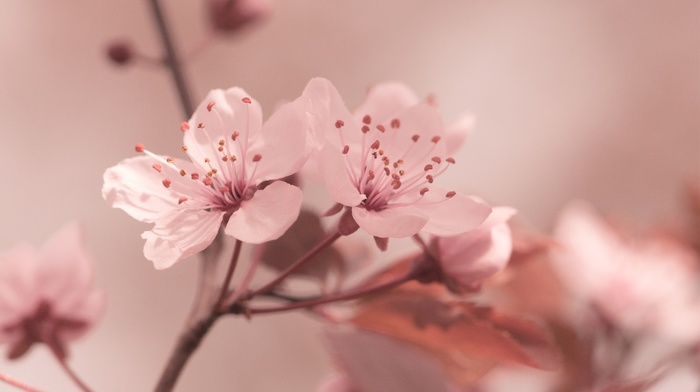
0;222;104;360
432;206;516;292
207;0;272;34
551;202;700;342
103;88;310;269
303;78;491;238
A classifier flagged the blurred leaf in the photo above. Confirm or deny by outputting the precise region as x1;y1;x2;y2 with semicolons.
350;284;562;386
259;209;345;284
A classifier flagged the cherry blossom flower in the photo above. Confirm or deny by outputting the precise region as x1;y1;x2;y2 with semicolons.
431;206;516;292
103;88;310;269
303;78;491;238
0;222;104;360
551;202;700;343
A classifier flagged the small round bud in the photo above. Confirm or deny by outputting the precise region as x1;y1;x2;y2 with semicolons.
106;41;133;65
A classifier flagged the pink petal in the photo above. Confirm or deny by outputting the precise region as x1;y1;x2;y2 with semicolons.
415;193;492;236
142;209;225;269
0;245;40;331
319;144;365;207
102;156;179;223
302;78;356;150
352;206;428;238
353;82;420;124
183;87;263;176
247;94;312;181
225;181;303;243
444;112;475;156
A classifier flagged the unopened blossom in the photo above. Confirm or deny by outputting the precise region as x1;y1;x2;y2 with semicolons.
431;206;516;292
0;222;104;360
303;78;491;238
103;88;310;269
551;202;700;343
207;0;271;34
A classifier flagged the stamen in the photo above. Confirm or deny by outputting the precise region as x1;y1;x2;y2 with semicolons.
198;122;205;129
203;177;213;186
361;125;370;133
376;124;385;132
371;140;380;149
342;145;350;154
220;186;230;193
431;157;442;164
166;157;174;163
446;157;456;164
178;197;188;204
135;143;145;153
412;134;420;142
162;178;172;188
231;131;240;141
191;173;200;180
420;187;429;195
426;175;434;183
335;120;345;128
384;167;390;176
362;115;372;124
207;101;216;112
252;154;262;162
152;164;162;172
446;191;456;198
424;164;433;171
179;169;186;176
431;136;441;143
391;119;401;128
241;97;252;104
180;122;190;132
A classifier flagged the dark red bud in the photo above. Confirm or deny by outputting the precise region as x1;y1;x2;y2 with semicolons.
106;41;133;65
207;0;271;34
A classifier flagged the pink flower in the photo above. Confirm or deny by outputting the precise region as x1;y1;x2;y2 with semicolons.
432;206;516;292
0;222;104;360
551;202;700;342
103;88;310;269
303;78;491;238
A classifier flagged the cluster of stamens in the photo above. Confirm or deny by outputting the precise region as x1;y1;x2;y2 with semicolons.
335;113;456;211
134;97;262;212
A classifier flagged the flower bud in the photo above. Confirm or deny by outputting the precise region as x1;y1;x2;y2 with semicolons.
106;41;133;65
207;0;272;34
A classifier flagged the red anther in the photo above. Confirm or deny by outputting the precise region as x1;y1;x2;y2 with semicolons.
335;120;345;128
203;177;213;186
420;187;429;195
204;157;211;163
252;154;262;162
384;167;391;176
220;186;230;193
367;170;375;180
178;197;188;205
191;173;200;180
222;156;228;162
135;143;145;152
152;164;162;172
180;122;190;132
431;136;441;143
431;156;442;164
411;134;420;142
391;118;401;128
361;125;370;133
242;97;252;104
179;169;187;176
446;191;456;198
181;146;188;152
399;169;405;176
230;155;237;162
211;168;218;174
218;139;225;146
424;164;433;171
342;145;350;154
167;157;174;163
198;122;205;129
162;178;172;188
217;146;224;152
391;173;400;180
446;157;456;164
362;114;372;124
370;140;380;149
392;162;399;168
231;131;240;141
392;180;402;189
207;101;216;112
426;175;434;183
376;124;386;132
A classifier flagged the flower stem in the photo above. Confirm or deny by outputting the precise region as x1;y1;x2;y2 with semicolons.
247;231;342;298
0;372;44;392
222;248;263;306
238;266;420;315
217;239;243;310
49;347;93;392
146;0;195;116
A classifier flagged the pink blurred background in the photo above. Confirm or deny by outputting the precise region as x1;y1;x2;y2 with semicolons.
0;0;698;390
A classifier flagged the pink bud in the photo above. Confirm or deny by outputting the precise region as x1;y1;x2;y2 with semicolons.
207;0;272;34
106;40;133;65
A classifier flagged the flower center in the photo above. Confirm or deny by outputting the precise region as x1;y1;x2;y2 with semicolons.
335;114;456;211
134;97;262;213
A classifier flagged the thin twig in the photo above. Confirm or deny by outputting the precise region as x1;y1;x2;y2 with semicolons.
49;347;93;392
217;239;243;309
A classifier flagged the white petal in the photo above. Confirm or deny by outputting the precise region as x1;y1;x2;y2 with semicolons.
142;209;225;269
319;144;365;207
353;82;420;124
302;78;356;150
415;192;492;236
225;181;303;244
352;206;428;238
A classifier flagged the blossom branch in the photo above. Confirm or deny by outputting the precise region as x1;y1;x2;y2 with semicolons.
49;346;93;392
146;0;195;116
233;263;424;315
217;239;243;309
247;231;342;298
0;372;44;392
